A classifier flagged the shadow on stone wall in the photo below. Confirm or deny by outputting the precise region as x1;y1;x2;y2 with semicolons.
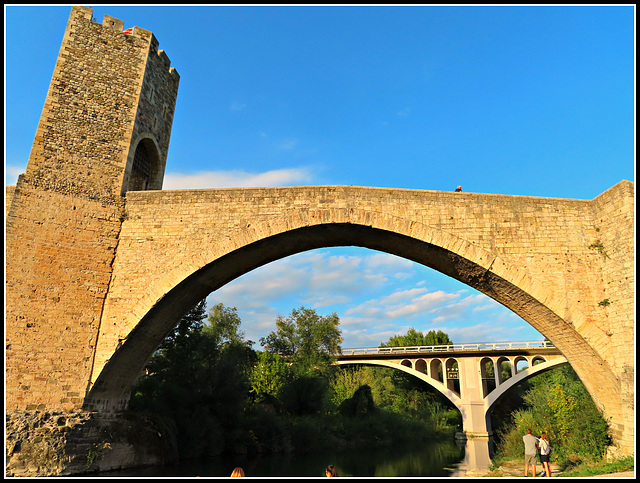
5;410;177;476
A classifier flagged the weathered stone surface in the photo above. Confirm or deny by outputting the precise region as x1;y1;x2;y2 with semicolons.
4;6;634;476
5;411;174;477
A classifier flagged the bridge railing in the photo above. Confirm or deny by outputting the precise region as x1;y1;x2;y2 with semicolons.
340;340;555;356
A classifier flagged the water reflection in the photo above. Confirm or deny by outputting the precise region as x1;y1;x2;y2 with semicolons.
448;436;493;476
93;439;466;477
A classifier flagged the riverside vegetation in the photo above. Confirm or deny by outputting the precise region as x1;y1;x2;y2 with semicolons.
128;301;626;475
488;364;632;476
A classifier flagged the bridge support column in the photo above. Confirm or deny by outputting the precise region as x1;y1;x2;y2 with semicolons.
457;358;493;443
453;436;494;472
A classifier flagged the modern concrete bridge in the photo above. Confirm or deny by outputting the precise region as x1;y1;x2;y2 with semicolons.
336;340;567;444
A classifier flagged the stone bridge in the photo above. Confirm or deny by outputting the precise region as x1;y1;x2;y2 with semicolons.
6;181;635;455
336;341;568;442
4;6;635;459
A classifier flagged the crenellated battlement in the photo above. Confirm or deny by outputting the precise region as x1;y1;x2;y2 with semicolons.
71;7;178;80
99;9;179;80
17;6;179;201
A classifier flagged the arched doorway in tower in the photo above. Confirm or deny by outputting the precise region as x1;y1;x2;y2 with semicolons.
125;137;162;193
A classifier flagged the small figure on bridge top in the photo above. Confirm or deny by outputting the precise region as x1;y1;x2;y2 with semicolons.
455;186;462;192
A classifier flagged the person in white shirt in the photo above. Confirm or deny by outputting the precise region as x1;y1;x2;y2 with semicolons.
538;432;553;477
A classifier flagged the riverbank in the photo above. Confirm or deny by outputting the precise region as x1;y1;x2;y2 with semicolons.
474;458;634;478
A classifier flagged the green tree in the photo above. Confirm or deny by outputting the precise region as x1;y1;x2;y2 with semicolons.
204;302;251;347
330;365;460;434
339;384;377;418
158;298;207;352
130;301;255;459
279;375;329;415
380;328;453;347
495;365;611;462
260;306;343;375
249;351;292;401
330;366;396;409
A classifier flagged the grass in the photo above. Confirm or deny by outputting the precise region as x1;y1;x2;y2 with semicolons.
485;455;634;478
557;456;634;477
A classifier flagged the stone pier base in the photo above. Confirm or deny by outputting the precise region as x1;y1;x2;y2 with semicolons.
5;411;176;476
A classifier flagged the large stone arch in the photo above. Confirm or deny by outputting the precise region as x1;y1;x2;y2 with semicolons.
87;208;621;438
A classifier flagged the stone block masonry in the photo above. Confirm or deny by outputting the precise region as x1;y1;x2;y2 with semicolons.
5;411;173;476
6;184;123;412
23;6;179;201
6;5;179;414
91;182;633;453
5;6;634;476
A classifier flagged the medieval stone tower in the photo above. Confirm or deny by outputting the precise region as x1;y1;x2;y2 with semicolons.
6;6;179;412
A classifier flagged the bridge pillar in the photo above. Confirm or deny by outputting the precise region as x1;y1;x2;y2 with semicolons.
457;357;493;441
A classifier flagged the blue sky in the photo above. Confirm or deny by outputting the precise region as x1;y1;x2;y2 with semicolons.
5;5;635;349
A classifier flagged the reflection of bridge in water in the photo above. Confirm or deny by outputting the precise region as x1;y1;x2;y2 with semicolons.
337;340;567;469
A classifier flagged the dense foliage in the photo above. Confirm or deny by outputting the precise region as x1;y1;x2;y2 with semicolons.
259;306;342;377
130;304;611;467
130;305;458;460
493;365;611;465
130;301;256;458
380;327;452;347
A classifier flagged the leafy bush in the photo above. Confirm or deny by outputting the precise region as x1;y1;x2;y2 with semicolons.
494;365;611;464
280;375;330;416
339;384;376;418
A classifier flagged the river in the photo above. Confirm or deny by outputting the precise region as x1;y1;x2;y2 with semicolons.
91;439;467;477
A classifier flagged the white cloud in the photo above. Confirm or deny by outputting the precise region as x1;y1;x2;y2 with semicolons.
210;251;377;312
347;288;458;321
429;293;486;323
443;321;533;344
207;249;424;346
304;294;352;309
386;290;458;319
344;303;383;318
5;165;24;186
364;253;413;269
162;167;315;189
203;246;538;349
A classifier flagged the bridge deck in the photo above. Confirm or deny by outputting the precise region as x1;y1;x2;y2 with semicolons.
339;340;561;359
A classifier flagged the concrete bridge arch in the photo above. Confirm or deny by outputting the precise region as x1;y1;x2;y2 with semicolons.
335;354;569;439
